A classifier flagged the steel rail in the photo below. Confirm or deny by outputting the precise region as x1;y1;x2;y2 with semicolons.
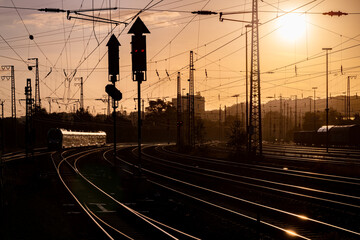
143;148;360;208
73;147;200;240
142;162;360;237
160;146;360;185
135;146;360;237
118;149;315;239
51;149;114;240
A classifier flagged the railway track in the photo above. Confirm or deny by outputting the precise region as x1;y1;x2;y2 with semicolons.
4;143;358;239
209;143;360;166
262;144;360;165
1;147;52;163
113;144;360;240
158;146;360;205
52;146;200;240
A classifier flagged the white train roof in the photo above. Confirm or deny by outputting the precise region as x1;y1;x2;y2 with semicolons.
60;129;106;136
317;124;358;133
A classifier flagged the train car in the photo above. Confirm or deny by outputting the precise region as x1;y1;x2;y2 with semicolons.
315;125;335;146
329;125;360;146
293;131;316;146
293;125;360;147
47;128;106;149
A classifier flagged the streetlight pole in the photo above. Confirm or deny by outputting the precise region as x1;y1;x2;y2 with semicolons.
245;24;251;152
312;87;317;130
322;48;332;152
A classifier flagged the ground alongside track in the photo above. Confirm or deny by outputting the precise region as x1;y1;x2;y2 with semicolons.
2;143;359;239
1;152;108;240
1;148;269;240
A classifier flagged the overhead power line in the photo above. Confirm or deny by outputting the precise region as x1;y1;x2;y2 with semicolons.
1;5;358;15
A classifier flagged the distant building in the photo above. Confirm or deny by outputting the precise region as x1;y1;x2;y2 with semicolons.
203;109;221;122
172;93;205;118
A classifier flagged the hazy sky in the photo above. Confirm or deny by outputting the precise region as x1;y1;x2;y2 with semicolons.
0;0;359;117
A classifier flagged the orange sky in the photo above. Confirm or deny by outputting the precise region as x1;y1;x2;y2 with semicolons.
0;0;359;117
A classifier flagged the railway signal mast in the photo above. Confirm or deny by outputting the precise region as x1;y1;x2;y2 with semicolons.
105;34;122;162
28;58;40;110
128;17;150;175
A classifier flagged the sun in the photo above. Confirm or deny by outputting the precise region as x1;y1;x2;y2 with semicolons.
277;13;306;41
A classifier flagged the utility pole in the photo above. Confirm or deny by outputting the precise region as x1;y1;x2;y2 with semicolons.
1;65;16;118
269;105;272;140
25;79;34;159
1;65;16;148
249;0;262;155
284;101;286;140
0;100;5;151
245;24;251;153
0;100;4;157
344;91;349;119
187;93;190;146
0;99;3;226
219;105;222;142
294;95;297;130
28;58;40;110
290;106;293;131
128;17;150;175
322;48;332;152
241;103;244;128
74;77;84;111
0;101;3;119
286;102;289;139
346;76;357;119
176;72;183;150
290;95;298;130
189;51;195;148
312;87;317;130
279;95;283;140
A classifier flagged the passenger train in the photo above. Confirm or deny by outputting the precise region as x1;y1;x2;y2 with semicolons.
47;128;107;149
293;124;360;147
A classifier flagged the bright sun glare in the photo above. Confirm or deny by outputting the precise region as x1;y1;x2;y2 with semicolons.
277;13;307;41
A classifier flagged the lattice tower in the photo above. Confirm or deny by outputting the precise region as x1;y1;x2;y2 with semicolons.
249;0;262;155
